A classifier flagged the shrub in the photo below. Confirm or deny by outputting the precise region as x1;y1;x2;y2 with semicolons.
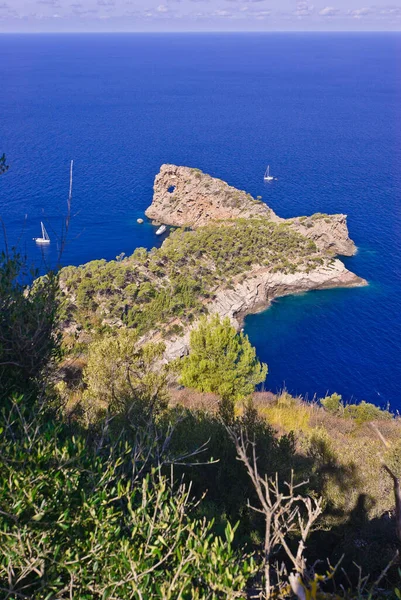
320;393;344;415
344;400;392;423
261;393;311;433
167;401;296;531
0;250;60;403
83;328;168;420
320;395;391;423
0;398;255;599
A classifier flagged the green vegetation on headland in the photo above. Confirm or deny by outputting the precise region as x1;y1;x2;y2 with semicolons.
1;161;399;599
59;218;326;346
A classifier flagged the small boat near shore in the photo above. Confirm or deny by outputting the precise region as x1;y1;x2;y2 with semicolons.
155;224;167;235
33;221;50;244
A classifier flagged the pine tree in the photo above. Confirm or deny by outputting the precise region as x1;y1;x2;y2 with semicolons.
180;314;267;416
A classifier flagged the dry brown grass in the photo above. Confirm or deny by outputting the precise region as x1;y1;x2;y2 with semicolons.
254;393;401;520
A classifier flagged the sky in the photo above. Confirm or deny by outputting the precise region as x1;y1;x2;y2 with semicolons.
0;0;400;32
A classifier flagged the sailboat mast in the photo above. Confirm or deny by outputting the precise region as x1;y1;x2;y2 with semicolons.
41;222;49;240
68;160;73;205
66;159;73;231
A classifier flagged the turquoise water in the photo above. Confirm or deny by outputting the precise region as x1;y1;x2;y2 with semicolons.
0;33;400;406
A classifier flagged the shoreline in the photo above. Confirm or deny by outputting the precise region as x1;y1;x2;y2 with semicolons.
158;260;367;361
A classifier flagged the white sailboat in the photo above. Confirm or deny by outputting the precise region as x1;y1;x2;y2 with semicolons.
33;221;50;244
264;165;274;182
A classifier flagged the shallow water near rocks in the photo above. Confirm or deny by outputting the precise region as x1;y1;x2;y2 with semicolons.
0;33;400;406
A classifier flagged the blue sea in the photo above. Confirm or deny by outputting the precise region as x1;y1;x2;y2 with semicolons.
1;33;400;407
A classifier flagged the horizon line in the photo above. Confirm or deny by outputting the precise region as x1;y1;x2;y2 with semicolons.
0;29;400;34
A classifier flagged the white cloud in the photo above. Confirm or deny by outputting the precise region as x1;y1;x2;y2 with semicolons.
71;7;99;15
1;0;400;30
347;7;375;17
379;6;401;15
319;6;340;16
213;9;232;16
253;9;270;18
294;1;314;16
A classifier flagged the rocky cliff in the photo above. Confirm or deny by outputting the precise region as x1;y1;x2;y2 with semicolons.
145;164;278;226
145;164;356;257
288;214;356;257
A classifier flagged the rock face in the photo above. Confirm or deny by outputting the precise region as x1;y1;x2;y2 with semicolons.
145;164;278;226
146;164;356;257
289;214;356;257
159;259;366;361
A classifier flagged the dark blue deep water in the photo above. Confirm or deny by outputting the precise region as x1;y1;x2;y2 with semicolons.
1;33;400;406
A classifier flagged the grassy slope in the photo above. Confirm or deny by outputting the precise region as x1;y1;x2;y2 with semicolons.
171;388;398;525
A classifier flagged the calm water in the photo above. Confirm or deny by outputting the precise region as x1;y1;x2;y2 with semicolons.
1;33;400;406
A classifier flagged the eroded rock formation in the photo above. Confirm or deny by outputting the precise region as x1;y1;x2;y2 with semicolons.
145;164;277;225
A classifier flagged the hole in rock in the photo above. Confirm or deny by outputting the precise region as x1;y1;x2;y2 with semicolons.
167;185;176;194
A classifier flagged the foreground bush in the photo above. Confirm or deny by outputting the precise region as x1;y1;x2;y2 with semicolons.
83;328;169;421
0;397;255;599
0;250;60;402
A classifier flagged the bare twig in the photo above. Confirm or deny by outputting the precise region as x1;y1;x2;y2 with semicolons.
226;425;323;599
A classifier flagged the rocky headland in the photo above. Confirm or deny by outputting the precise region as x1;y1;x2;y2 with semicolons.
144;164;366;359
60;165;367;361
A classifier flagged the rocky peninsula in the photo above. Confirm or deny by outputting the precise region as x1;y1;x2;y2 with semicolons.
60;165;367;360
